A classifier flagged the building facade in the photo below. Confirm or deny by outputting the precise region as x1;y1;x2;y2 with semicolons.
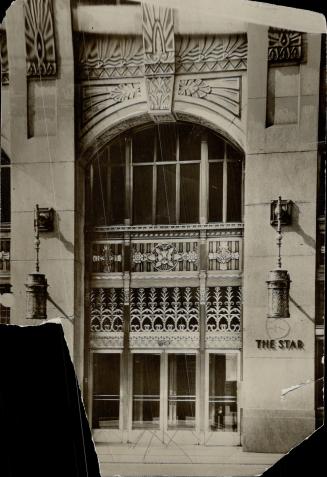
0;0;325;453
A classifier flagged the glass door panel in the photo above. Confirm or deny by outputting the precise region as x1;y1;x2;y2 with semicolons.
209;354;237;432
132;354;160;429
92;353;120;429
168;354;196;429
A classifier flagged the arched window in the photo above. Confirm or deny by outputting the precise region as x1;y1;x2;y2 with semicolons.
87;123;244;226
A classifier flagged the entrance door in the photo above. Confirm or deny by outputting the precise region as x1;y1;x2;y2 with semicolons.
204;352;240;445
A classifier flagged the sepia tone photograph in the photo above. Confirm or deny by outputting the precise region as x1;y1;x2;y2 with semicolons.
0;0;326;476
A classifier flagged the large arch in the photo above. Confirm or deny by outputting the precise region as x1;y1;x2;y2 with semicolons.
78;100;246;166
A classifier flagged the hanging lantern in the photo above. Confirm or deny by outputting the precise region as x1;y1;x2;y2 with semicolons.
25;272;48;320
267;196;291;318
267;269;291;318
25;204;49;319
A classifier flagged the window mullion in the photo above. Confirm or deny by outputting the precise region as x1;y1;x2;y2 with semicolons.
200;132;208;224
223;143;228;223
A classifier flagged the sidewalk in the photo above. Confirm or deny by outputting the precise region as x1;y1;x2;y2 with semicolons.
96;441;284;477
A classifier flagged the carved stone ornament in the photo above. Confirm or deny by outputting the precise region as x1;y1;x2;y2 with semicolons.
0;29;9;85
133;243;198;271
142;3;175;121
268;29;302;63
178;76;241;118
24;0;57;77
78;35;144;80
81;83;142;132
176;35;248;73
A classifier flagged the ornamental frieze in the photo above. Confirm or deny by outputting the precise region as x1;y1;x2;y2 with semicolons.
175;35;247;73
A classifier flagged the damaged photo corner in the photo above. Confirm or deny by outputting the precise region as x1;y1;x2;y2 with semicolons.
0;0;326;476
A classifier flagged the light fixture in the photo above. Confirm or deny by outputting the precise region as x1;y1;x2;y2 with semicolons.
267;196;291;318
25;204;48;319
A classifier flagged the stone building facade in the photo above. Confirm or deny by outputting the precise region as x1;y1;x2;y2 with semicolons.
0;0;325;453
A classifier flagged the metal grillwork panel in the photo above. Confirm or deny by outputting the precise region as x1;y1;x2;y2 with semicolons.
130;287;199;332
206;286;241;332
90;288;124;332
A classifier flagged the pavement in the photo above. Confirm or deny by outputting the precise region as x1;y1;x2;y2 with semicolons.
96;439;284;477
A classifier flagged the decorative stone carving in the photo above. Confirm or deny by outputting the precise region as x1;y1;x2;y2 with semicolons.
24;0;57;77
0;30;9;85
206;286;241;332
130;287;199;332
133;243;198;272
176;35;247;73
142;3;175;121
268;29;302;63
78;35;144;80
90;288;124;332
178;76;241;118
81;82;142;132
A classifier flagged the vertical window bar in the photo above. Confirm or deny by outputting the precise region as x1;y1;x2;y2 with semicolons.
153;133;157;223
125;136;132;225
129;136;134;224
176;132;180;224
107;147;111;225
222;143;228;223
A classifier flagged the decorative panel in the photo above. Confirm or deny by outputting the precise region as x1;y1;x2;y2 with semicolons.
24;0;57;77
206;286;241;349
177;76;241;118
90;288;124;332
92;243;123;273
130;287;199;332
176;35;247;73
0;30;9;85
208;239;241;271
132;242;198;272
78;35;144;80
142;3;175;121
268;29;302;63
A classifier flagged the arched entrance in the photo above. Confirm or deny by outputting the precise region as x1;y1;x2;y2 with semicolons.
85;121;244;445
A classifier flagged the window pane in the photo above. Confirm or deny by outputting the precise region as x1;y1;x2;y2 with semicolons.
92;157;108;226
180;164;199;223
109;138;125;165
227;161;242;222
92;354;120;429
208;132;225;160
209;354;237;432
156;165;176;224
108;166;125;224
179;124;201;162
157;124;177;162
0;167;10;223
133;166;153;224
133;127;155;163
133;354;160;429
209;162;223;222
168;354;196;429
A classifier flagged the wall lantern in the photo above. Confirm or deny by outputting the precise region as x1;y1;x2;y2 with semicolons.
25;204;49;320
267;196;291;318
